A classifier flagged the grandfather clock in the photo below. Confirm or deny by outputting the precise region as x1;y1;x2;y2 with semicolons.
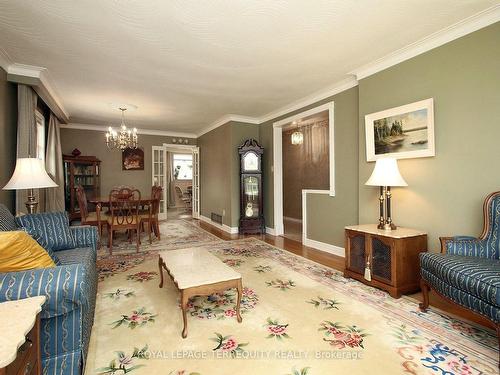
238;139;265;234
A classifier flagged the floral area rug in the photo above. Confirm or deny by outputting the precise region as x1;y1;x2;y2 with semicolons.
87;237;499;375
96;220;222;280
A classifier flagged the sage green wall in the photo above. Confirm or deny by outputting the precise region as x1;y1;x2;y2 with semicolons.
198;121;259;227
259;86;359;247
0;67;17;212
358;22;500;251
60;128;195;198
199;122;232;226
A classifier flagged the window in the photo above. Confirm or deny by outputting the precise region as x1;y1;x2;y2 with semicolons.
35;110;45;161
173;153;192;180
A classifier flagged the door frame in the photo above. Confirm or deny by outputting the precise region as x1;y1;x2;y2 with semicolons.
272;101;335;236
162;143;200;219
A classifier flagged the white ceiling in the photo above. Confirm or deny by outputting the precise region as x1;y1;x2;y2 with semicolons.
0;1;498;134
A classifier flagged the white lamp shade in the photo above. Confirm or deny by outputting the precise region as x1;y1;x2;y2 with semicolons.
3;158;58;190
365;158;407;187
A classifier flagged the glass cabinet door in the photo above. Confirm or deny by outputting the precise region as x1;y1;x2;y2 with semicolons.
152;146;166;218
243;176;260;218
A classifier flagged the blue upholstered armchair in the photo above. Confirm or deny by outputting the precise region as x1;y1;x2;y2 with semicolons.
419;191;500;364
0;205;98;375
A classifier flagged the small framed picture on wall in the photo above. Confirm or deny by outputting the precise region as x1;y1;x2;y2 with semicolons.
365;98;435;161
122;147;144;170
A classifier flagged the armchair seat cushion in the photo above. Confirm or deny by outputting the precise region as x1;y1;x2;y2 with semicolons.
421;253;500;307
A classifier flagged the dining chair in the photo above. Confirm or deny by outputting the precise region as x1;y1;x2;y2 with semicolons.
175;185;192;211
141;185;162;241
107;188;142;254
75;185;107;241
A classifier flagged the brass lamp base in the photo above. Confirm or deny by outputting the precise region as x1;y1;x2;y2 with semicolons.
377;186;397;231
25;188;38;214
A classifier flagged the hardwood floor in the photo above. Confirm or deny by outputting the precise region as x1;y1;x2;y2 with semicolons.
193;219;493;330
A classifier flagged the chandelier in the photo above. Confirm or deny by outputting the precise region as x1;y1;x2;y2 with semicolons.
290;121;303;145
105;108;138;150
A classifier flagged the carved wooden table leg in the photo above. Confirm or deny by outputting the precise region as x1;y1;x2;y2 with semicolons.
181;290;189;339
236;278;243;323
158;257;164;288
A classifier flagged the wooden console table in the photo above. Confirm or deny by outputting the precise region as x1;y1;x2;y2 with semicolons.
0;296;46;375
344;224;427;298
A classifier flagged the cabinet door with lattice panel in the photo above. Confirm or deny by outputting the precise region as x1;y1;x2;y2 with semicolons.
371;236;394;285
346;233;366;274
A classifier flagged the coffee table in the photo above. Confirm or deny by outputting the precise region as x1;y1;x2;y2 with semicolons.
158;247;243;338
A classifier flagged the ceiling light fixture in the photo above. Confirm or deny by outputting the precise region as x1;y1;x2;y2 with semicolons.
105;107;138;150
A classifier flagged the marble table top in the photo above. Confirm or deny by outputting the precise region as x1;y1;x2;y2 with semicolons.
159;247;241;289
345;224;426;238
0;296;46;368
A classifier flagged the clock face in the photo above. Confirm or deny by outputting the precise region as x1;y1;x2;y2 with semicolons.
243;152;259;171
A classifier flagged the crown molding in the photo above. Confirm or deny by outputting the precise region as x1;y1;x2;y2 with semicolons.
62;123;197;138
197;76;359;137
197;114;260;137
350;5;500;80
258;76;358;124
7;63;69;122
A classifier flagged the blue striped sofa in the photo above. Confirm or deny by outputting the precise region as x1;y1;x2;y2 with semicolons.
0;205;97;375
419;192;500;364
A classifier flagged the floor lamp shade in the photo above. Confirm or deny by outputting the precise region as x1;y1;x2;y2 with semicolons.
3;158;58;214
3;158;58;190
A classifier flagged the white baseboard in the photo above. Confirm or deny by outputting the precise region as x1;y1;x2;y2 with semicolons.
303;238;345;257
200;215;239;234
265;227;277;236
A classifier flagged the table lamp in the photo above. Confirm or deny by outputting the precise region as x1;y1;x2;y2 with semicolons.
365;158;407;230
3;157;58;214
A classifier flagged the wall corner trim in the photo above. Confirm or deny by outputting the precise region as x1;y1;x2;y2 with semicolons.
304;238;345;258
349;5;500;80
199;215;239;234
197;114;261;137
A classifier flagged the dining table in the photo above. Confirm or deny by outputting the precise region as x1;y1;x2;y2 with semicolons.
89;196;154;207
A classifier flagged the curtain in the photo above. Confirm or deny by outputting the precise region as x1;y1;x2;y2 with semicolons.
44;113;65;212
166;152;176;207
15;85;38;214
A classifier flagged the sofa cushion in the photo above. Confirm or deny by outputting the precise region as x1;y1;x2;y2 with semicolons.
0;204;17;231
0;231;56;272
420;253;500;307
56;247;95;270
16;212;76;252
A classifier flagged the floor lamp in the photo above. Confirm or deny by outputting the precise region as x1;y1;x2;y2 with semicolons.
3;157;58;214
365;158;407;230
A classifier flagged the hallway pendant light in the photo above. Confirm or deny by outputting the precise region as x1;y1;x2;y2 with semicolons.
291;131;303;145
105;107;138;150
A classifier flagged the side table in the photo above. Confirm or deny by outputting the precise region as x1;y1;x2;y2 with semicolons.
344;224;427;298
0;296;46;375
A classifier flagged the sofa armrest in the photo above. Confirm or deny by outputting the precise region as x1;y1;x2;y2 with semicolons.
70;225;98;251
0;263;89;319
439;236;488;257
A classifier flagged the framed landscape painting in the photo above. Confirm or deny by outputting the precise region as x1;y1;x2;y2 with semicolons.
365;98;435;161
